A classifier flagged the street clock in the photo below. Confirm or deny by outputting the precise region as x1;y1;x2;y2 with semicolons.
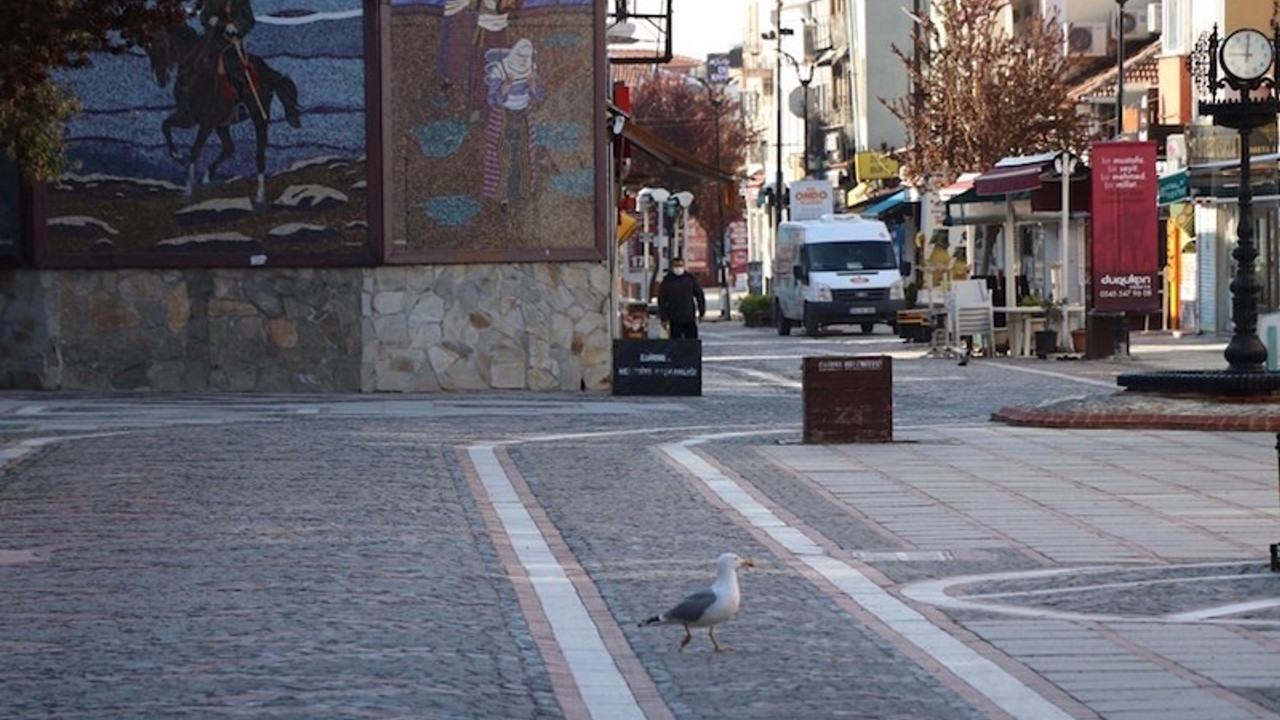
1220;28;1274;82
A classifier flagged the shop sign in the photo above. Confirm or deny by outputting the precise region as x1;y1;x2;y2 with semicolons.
789;179;835;221
1186;124;1278;165
854;151;900;181
728;220;748;275
1157;170;1188;206
1090;141;1160;312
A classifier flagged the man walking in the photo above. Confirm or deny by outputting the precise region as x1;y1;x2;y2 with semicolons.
658;257;706;340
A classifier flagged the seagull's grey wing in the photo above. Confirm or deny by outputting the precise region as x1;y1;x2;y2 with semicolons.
666;589;717;623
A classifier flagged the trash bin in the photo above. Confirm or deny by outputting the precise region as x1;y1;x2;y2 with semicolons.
802;356;892;443
1087;311;1127;359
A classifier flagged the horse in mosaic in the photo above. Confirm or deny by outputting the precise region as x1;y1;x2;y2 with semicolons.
145;22;301;205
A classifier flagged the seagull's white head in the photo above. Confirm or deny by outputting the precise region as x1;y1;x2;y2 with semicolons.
717;552;754;572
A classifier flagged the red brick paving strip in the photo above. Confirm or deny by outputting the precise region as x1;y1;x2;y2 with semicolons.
991;407;1280;431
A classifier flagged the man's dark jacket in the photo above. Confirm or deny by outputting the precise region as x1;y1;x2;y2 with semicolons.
658;272;706;324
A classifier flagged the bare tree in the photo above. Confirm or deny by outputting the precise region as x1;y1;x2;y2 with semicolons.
630;75;755;262
882;0;1091;188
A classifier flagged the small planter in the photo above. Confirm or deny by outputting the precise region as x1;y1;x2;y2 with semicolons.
1034;330;1058;359
1070;328;1087;353
738;293;774;328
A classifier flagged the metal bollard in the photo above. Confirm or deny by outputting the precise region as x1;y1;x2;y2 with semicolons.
1272;433;1280;572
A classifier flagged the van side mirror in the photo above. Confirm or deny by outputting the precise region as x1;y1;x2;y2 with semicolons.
793;264;807;283
900;261;911;277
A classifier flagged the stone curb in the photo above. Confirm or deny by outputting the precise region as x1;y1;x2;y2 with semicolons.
991;406;1280;431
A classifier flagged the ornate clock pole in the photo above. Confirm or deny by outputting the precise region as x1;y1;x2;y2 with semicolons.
1122;25;1280;395
1194;25;1279;372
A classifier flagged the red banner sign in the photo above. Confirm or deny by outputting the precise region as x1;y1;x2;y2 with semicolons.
728;220;748;275
1090;141;1160;312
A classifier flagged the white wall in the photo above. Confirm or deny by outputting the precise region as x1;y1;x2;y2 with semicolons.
852;0;915;152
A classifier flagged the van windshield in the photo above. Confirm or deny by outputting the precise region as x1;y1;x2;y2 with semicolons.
808;242;896;271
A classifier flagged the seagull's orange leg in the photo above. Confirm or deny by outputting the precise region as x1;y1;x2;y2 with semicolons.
709;627;723;653
679;625;692;650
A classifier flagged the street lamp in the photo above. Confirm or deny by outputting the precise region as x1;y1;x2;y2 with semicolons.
1115;0;1128;137
762;2;794;232
638;187;670;301
693;74;736;319
780;49;816;178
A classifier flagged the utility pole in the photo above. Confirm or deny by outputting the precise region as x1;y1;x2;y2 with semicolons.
713;92;729;319
774;0;785;231
1115;0;1128;137
695;69;734;320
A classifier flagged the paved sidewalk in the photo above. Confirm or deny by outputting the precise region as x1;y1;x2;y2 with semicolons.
1;343;1279;719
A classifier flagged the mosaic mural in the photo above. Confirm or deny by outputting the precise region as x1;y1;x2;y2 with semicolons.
42;0;369;265
389;0;600;262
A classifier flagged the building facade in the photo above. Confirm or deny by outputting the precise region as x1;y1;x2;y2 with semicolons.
0;0;614;393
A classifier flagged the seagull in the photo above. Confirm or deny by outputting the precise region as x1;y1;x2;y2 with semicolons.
639;552;754;652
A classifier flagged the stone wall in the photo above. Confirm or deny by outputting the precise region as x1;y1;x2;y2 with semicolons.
362;262;613;392
0;263;612;393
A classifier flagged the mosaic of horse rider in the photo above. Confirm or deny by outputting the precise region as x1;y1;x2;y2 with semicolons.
196;0;260;124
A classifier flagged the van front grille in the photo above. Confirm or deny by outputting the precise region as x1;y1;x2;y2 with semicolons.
832;288;888;303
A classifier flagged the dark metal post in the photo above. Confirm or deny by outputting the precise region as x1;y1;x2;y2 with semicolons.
712;92;730;319
774;0;785;230
1225;123;1268;371
1115;0;1128;137
801;78;810;177
1272;433;1280;571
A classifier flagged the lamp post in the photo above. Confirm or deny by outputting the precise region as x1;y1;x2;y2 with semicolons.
667;190;695;267
640;187;670;301
1114;0;1128;137
762;0;793;231
781;50;816;178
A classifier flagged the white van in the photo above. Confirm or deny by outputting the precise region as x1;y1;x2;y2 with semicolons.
772;214;908;336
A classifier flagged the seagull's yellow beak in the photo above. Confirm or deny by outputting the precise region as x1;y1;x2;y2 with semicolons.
741;558;755;569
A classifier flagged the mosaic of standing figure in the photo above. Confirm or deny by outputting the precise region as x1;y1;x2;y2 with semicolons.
389;0;599;262
43;0;368;265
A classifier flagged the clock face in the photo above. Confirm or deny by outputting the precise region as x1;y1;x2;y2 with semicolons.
1220;28;1274;81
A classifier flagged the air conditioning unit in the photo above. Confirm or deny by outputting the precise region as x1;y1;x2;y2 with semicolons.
1113;7;1151;39
1147;3;1162;34
1067;23;1108;57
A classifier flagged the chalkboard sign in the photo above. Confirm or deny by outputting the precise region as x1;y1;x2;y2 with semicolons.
612;339;702;396
802;355;892;443
0;159;19;260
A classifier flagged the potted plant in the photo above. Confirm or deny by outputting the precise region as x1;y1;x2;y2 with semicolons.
1035;297;1064;358
738;292;773;327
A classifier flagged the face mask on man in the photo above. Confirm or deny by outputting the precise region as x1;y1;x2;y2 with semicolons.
672;267;685;276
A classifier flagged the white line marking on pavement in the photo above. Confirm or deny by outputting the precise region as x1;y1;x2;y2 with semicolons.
662;439;1075;720
903;563;1280;627
1167;598;1280;621
467;446;646;720
995;363;1118;388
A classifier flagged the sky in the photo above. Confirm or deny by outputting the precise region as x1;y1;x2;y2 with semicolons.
669;0;748;60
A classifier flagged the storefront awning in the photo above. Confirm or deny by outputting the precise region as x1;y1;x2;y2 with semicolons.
972;152;1059;197
621;122;736;184
860;189;909;218
974;165;1044;196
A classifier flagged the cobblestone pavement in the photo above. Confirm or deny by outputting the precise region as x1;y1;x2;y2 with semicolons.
1;323;1279;719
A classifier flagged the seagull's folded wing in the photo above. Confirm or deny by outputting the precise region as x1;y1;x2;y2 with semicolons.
667;589;717;624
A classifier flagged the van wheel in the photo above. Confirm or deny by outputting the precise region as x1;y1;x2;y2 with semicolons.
803;304;820;337
860;322;874;334
776;301;792;336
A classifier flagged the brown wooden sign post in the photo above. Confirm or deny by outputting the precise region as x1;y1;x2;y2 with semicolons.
802;356;892;443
